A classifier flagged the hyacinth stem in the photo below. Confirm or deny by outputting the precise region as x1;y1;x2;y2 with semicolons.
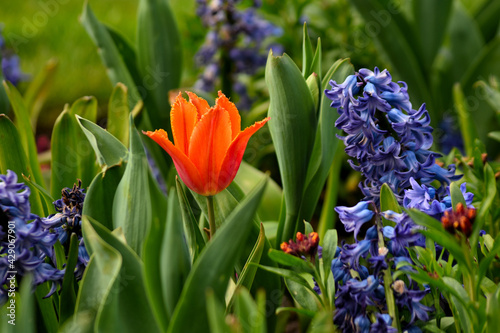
375;213;401;332
207;196;216;239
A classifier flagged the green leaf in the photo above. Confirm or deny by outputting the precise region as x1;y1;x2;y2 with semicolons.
486;283;500;333
18;274;35;333
51;107;80;198
471;163;497;249
301;59;353;223
234;287;267;333
167;177;267;333
321;229;338;282
306;310;336;333
477;234;500;296
266;51;316;245
136;0;182;128
206;290;231;333
306;73;320;113
350;0;431;109
22;175;55;216
80;217;160;332
142;170;169;331
69;96;99;187
285;278;320;311
231;224;266;297
34;284;59;332
302;22;314;78
113;116;152;255
276;307;316;318
108;83;130;147
82;166;124;230
450;182;467;209
487;131;500;142
268;249;315;274
234;161;282;222
0;114;44;216
160;188;191;323
176;177;205;261
412;0;453;71
310;38;322;82
453;82;477;157
2;81;45;188
380;183;401;213
59;233;80;323
76;115;128;170
81;2;141;108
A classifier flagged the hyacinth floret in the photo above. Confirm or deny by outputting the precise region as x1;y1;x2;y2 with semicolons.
0;170;63;304
42;180;89;280
195;0;282;108
326;67;460;202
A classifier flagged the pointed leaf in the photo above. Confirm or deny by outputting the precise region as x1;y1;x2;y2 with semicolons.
266;51;316;245
321;229;338;281
450;182;467;209
108;83;130;147
206;290;232;333
167;178;267;333
76;115;128;170
59;233;80;323
113;116;151;255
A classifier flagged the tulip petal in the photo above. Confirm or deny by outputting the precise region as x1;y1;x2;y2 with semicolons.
188;105;232;195
171;93;198;154
186;91;210;118
217;117;270;192
216;91;241;140
143;129;204;194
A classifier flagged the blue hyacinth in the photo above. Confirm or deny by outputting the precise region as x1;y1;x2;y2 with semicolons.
0;170;63;304
0;26;28;86
41;180;89;280
195;0;282;109
326;67;461;202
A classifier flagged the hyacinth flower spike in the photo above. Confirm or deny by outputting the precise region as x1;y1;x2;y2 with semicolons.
144;91;269;236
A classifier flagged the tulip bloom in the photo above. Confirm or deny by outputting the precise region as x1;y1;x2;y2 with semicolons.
144;91;269;196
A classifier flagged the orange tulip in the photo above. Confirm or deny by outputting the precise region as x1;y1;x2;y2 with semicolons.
143;91;270;196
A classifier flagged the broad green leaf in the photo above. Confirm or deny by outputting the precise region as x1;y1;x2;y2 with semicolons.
34;283;59;333
76;115;128;170
475;0;500;41
206;290;231;333
477;234;500;298
18;274;35;333
268;249;315;275
107;83;130;147
307;310;335;333
113;117;152;255
412;0;453;71
167;178;267;333
302;23;314;78
234;287;267;333
22;175;55;216
160;188;191;323
449;182;467;209
59;233;80;323
304;221;314;235
453;82;477;157
266;51;316;245
80;217;160;333
350;0;431;109
69;96;99;188
137;0;182;129
176;177;205;261
82;165;124;231
51;108;80;198
0;115;44;216
142;171;169;331
380;183;401;213
487;131;500;142
285;278;320;311
234;161;282;222
81;2;140;107
302;59;353;223
2;81;44;188
191;181;281;330
257;265;310;288
321;229;338;282
486;283;500;333
228;224;266;309
24;58;58;130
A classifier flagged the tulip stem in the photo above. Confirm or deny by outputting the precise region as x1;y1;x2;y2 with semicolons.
207;196;216;239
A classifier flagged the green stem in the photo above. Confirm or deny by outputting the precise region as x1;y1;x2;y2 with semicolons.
207;196;216;239
375;213;400;332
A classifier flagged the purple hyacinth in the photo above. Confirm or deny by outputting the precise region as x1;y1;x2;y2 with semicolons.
335;201;374;239
195;0;282;109
0;170;63;304
326;67;461;202
0;26;28;86
41;180;89;280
